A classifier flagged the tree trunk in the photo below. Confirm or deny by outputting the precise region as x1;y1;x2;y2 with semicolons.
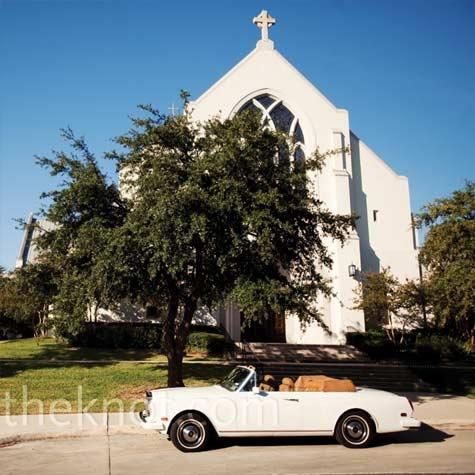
167;349;185;387
417;255;428;332
164;295;197;387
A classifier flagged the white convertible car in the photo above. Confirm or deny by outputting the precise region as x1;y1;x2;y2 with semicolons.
140;365;420;452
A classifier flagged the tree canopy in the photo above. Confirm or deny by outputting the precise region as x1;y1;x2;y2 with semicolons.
0;263;57;337
416;181;475;342
353;267;426;344
36;105;354;386
35;128;127;335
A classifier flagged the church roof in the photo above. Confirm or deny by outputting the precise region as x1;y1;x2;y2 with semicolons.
189;10;347;116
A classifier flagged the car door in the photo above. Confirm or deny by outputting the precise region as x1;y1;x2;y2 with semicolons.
217;388;303;435
296;391;338;433
264;390;304;433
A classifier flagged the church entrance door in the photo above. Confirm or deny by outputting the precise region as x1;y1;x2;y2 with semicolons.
241;311;286;343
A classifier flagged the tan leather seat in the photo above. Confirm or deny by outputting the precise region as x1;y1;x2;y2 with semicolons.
279;384;292;391
260;383;274;391
260;374;276;392
279;377;295;392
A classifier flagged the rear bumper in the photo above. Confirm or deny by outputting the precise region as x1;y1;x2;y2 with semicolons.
401;417;421;429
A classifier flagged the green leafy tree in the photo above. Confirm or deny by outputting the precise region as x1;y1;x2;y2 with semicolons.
0;267;11;330
38;106;354;386
396;278;430;332
104;107;354;385
416;181;475;343
0;263;58;338
35;128;127;335
353;268;425;344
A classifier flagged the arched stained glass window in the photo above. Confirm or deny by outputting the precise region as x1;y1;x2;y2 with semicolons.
238;95;304;143
238;94;305;165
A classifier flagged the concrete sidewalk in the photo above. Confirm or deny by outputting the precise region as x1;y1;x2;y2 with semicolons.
0;392;473;446
402;393;475;428
0;412;149;446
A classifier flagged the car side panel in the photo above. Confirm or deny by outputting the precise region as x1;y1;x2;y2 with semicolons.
148;387;414;437
296;391;413;434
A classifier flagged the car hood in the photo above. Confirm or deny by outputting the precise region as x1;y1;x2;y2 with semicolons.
151;385;228;398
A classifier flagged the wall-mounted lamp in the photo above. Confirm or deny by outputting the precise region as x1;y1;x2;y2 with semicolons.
348;263;357;278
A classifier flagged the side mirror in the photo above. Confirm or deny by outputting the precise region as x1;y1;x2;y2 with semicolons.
252;386;260;394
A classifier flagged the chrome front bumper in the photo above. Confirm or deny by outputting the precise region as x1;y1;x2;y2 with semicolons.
139;410;165;431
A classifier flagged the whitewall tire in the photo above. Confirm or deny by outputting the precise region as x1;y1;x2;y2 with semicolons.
335;410;375;448
170;412;211;452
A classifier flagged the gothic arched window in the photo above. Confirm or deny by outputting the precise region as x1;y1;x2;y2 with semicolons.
238;94;305;165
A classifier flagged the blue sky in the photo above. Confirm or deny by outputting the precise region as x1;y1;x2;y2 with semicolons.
1;0;474;269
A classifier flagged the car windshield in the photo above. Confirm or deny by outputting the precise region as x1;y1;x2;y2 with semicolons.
220;367;251;392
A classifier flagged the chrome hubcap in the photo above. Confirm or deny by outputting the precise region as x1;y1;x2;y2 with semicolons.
182;424;200;443
177;419;205;448
342;416;369;444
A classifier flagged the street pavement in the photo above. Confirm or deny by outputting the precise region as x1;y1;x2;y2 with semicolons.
1;428;474;475
0;393;474;474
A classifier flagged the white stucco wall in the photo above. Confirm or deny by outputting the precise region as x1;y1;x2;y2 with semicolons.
350;133;419;281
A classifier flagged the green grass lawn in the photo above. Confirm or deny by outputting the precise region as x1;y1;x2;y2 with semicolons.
0;338;230;415
0;337;221;362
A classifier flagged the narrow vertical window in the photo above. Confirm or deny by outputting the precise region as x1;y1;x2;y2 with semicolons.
332;132;347;170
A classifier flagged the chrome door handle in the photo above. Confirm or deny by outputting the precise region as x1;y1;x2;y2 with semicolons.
284;398;299;402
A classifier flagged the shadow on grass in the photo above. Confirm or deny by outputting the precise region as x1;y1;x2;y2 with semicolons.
213;423;452;451
0;359;118;379
183;362;230;383
0;338;160;362
0;338;230;381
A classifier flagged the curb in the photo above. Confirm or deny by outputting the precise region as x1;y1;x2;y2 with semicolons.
0;425;157;448
0;428;107;448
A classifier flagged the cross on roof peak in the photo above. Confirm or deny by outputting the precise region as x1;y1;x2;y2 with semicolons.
253;10;276;42
168;103;179;117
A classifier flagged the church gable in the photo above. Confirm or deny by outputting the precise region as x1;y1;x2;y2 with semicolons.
189;14;349;154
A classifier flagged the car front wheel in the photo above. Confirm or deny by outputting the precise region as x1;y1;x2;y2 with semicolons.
335;410;375;448
170;412;211;452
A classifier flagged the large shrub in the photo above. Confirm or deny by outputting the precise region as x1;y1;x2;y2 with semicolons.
346;330;398;359
415;335;469;362
186;332;229;356
58;322;228;353
62;322;162;349
347;330;470;362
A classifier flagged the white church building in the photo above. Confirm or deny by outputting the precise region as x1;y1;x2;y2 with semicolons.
17;11;419;345
190;11;419;345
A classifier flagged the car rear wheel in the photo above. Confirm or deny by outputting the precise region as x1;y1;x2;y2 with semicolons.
335;410;375;448
170;412;211;452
